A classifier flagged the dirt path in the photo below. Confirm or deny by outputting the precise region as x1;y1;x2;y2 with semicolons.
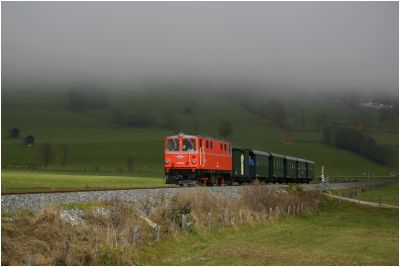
323;193;399;209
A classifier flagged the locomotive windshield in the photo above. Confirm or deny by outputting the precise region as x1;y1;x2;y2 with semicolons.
166;139;179;151
182;139;196;151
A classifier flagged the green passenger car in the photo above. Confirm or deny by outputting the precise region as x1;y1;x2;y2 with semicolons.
284;156;297;179
269;153;284;179
306;160;315;179
231;148;314;184
252;150;270;179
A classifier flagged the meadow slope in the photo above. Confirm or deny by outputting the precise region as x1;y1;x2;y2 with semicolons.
2;88;398;178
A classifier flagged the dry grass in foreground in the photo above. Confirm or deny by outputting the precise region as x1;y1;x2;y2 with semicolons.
2;183;319;265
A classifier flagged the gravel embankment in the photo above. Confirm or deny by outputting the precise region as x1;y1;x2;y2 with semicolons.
1;182;384;212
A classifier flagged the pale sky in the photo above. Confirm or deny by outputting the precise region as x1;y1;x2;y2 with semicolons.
2;1;398;94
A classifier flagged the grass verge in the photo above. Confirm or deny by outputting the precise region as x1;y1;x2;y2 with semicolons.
353;182;399;206
1;171;169;193
135;196;399;265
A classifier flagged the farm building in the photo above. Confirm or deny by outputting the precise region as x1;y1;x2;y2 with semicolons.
23;135;35;146
8;128;20;138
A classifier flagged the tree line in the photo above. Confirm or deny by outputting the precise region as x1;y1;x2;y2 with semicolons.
322;125;394;166
67;88;109;111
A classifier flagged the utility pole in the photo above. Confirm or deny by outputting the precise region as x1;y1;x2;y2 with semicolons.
321;165;327;192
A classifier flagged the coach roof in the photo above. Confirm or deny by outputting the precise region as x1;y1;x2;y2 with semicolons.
251;150;270;157
269;152;285;159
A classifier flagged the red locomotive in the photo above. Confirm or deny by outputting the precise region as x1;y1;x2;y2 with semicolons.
165;133;315;186
164;133;232;185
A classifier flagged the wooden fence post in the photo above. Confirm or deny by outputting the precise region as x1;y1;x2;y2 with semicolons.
132;225;140;245
208;212;212;230
181;214;187;231
239;209;243;225
224;209;228;227
58;240;69;265
268;207;273;220
93;238;99;261
119;239;126;250
287;206;291;215
26;248;35;266
154;224;160;241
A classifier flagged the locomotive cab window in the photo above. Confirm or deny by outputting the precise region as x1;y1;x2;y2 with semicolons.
182;139;196;151
166;139;179;151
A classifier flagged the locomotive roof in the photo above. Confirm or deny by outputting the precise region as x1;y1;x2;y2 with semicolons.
166;134;227;141
166;134;198;139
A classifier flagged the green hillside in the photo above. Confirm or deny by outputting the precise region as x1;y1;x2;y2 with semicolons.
2;88;398;177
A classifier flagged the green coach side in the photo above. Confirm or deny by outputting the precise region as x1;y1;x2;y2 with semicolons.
232;148;252;183
296;158;307;179
284;156;297;180
269;153;285;180
305;160;315;182
252;150;270;181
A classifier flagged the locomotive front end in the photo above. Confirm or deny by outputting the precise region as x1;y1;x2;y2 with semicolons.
164;134;200;185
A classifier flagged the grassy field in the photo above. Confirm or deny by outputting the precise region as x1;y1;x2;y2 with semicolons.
1;171;168;193
2;88;398;179
135;197;399;265
354;182;399;206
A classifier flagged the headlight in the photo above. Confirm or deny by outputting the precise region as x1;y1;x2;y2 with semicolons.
165;160;169;164
192;160;196;164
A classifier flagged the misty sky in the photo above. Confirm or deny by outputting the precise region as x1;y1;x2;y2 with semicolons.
1;2;398;94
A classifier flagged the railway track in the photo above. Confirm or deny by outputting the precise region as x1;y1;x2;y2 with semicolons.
1;185;178;195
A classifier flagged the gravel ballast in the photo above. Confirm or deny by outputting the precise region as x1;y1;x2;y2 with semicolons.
1;182;384;212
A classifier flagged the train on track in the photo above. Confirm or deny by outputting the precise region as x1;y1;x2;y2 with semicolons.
164;133;315;186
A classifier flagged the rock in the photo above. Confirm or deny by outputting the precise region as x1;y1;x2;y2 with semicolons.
60;209;85;225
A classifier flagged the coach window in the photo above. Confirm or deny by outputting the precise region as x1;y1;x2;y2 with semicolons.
166;139;179;151
220;143;223;150
182;139;196;151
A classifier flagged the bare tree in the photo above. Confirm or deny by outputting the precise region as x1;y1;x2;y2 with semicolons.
218;118;233;139
183;99;198;115
39;143;54;168
127;156;135;172
56;145;69;169
164;111;180;131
